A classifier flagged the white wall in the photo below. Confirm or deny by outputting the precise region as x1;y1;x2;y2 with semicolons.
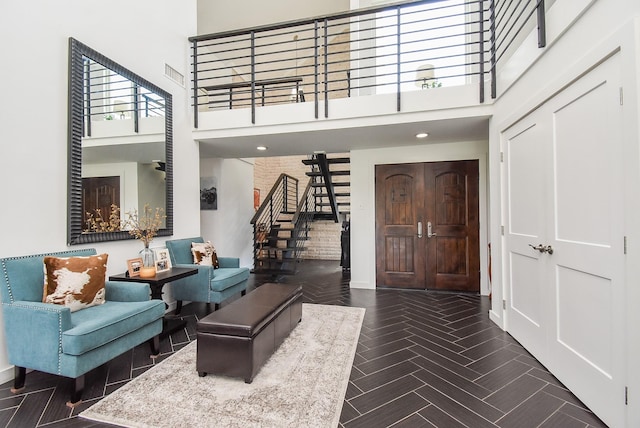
138;163;167;228
199;158;255;268
197;0;349;35
350;140;490;294
0;0;198;384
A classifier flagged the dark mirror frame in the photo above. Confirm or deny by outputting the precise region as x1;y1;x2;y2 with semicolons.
67;37;173;245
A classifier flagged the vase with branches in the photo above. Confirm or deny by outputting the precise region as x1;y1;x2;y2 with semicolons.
122;204;166;267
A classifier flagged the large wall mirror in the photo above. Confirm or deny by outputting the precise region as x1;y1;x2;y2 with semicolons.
68;37;173;245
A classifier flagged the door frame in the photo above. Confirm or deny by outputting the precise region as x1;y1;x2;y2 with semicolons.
349;141;489;295
374;160;480;291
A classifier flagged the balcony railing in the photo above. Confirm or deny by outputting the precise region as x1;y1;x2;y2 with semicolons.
189;0;547;127
83;58;165;137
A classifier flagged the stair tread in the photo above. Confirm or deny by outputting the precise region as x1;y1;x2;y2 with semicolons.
311;182;350;187
305;170;350;177
302;157;350;165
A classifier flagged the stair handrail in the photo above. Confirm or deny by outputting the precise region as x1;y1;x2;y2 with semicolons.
251;173;298;225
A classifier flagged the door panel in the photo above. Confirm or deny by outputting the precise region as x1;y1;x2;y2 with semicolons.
375;163;425;288
426;161;479;291
504;116;549;356
554;82;615;246
510;253;542;326
556;266;613;375
545;57;624;427
384;236;415;273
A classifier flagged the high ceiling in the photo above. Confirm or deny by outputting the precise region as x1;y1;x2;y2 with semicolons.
197;115;490;159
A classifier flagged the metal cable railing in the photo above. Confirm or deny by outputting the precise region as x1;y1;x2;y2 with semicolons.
250;174;299;271
491;0;547;96
190;0;547;125
291;179;318;262
190;0;493;126
83;58;165;137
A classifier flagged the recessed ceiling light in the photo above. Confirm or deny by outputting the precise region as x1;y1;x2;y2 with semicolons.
416;132;429;139
256;146;268;151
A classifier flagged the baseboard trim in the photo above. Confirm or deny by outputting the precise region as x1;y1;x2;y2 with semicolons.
0;365;14;385
489;309;504;330
349;280;374;290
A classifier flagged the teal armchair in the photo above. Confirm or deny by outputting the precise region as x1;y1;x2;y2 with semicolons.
0;248;165;407
165;237;250;314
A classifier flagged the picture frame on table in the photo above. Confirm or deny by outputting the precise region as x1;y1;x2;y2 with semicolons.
154;248;172;273
126;258;143;277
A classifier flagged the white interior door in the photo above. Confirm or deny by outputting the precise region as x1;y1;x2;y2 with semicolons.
544;55;625;427
504;110;551;359
503;53;626;427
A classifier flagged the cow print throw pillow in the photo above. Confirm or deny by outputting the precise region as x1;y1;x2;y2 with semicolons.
43;254;108;312
191;241;219;268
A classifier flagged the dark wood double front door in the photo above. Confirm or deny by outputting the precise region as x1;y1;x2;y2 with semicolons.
82;176;120;227
375;160;479;292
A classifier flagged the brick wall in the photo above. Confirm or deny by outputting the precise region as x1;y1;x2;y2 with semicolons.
254;154;348;261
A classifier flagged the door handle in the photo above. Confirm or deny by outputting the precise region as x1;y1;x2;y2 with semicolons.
417;221;423;238
529;244;545;253
427;221;437;238
529;244;554;254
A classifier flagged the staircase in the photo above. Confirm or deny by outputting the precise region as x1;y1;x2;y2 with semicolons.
251;155;350;275
302;153;350;222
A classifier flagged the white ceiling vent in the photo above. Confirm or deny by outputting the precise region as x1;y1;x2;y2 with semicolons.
164;63;185;87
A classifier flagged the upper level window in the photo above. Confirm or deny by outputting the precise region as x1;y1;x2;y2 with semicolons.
374;0;469;93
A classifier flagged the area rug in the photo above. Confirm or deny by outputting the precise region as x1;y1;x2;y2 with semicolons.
80;303;365;428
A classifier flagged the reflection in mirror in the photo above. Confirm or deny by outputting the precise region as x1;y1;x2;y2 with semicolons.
68;38;173;244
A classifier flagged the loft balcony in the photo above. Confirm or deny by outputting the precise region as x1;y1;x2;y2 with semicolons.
188;0;547;157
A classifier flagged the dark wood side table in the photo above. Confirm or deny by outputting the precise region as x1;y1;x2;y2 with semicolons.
109;267;198;338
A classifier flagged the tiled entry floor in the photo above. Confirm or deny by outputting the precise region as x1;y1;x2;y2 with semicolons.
338;289;607;428
0;260;607;427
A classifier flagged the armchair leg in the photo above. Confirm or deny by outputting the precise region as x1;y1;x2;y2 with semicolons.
214;303;220;311
241;290;246;296
149;335;160;358
66;375;84;408
11;366;26;394
175;300;183;315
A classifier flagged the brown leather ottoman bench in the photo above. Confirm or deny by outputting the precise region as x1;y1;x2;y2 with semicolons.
196;282;303;383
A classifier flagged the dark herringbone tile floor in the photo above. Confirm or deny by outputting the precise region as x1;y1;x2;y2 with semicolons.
0;260;607;427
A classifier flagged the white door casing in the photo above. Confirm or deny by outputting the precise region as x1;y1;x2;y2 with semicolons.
502;53;626;427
